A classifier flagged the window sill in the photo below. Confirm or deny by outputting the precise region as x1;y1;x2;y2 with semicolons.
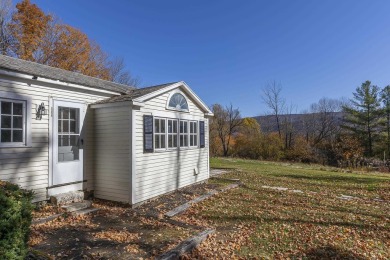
0;143;30;148
152;147;200;153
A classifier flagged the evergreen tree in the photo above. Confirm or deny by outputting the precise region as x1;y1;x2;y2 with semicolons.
342;81;381;156
380;86;390;157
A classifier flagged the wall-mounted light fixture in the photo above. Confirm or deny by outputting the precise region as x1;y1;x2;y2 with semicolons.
36;103;48;120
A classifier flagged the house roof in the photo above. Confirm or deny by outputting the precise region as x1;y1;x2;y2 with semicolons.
93;82;178;104
0;54;132;94
93;81;213;115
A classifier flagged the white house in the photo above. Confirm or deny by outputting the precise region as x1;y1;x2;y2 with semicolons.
0;55;213;205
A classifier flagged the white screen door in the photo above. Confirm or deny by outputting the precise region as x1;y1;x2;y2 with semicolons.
52;100;86;185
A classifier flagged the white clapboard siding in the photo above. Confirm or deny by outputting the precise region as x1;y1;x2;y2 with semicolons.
133;88;210;204
93;105;131;203
0;76;114;201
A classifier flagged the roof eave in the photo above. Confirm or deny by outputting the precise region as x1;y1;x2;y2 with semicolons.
133;81;213;114
0;68;123;96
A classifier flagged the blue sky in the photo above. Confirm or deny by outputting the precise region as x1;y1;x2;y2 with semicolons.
32;0;390;117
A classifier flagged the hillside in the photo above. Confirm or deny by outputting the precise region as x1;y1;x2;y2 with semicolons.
253;112;344;134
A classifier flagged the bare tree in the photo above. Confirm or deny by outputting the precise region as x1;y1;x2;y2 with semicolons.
282;102;297;149
107;57;141;87
210;103;243;157
261;80;285;138
310;97;343;145
0;0;13;55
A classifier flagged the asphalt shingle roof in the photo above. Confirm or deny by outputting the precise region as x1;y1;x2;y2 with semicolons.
93;82;179;104
0;54;133;94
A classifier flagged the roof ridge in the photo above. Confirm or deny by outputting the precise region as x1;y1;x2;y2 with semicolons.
0;54;134;93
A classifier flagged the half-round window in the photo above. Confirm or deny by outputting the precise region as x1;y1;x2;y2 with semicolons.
168;93;189;111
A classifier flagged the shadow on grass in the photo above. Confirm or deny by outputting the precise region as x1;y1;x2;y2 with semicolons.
206;214;380;231
289;245;366;260
268;173;383;185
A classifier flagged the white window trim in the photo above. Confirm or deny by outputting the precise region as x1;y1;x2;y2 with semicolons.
167;118;178;149
165;90;190;113
179;120;189;148
153;116;200;152
189;120;198;148
154;117;167;151
0;92;32;148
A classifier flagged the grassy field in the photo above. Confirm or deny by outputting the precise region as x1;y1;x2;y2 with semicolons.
177;158;390;259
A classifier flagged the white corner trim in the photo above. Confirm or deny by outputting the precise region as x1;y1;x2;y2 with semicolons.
131;108;137;204
133;81;212;114
48;97;53;187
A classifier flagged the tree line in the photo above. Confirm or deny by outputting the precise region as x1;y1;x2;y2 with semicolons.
210;80;390;169
0;0;139;86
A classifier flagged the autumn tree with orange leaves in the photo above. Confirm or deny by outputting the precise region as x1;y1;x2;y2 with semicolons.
4;0;139;85
8;0;51;61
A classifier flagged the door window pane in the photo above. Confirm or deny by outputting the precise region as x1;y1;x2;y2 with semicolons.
62;108;69;119
69;121;76;133
58;106;80;162
69;108;77;120
70;135;79;146
63;120;69;132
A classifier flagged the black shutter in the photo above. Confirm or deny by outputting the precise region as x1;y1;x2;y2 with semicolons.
199;121;205;148
144;115;154;152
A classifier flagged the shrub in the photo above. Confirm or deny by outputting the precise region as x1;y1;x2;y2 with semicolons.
0;181;34;260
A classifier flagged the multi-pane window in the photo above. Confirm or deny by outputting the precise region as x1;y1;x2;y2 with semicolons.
58;107;80;162
154;118;166;149
179;120;188;147
189;121;198;147
167;119;178;148
149;117;201;151
0;99;25;144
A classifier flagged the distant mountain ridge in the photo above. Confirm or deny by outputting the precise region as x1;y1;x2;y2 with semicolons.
252;112;344;134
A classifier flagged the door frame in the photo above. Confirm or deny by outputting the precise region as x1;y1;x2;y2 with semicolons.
48;97;87;194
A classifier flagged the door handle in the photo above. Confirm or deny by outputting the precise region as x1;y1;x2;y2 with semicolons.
80;139;84;146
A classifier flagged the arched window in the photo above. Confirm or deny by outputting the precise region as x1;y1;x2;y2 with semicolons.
168;93;189;111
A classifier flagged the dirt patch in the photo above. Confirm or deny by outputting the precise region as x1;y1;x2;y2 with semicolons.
29;182;223;259
135;182;222;218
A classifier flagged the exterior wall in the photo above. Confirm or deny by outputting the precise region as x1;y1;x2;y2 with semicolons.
133;89;210;204
0;74;114;202
93;105;131;202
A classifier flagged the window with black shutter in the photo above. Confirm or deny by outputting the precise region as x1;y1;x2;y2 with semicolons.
143;115;154;152
199;121;205;148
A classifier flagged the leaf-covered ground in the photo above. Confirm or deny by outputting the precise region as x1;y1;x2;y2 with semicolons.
29;182;224;259
178;158;390;259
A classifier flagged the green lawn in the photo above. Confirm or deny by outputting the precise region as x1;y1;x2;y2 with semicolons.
177;158;390;259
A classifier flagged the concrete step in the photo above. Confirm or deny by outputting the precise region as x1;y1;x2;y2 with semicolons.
50;191;84;205
72;207;99;216
61;200;92;212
